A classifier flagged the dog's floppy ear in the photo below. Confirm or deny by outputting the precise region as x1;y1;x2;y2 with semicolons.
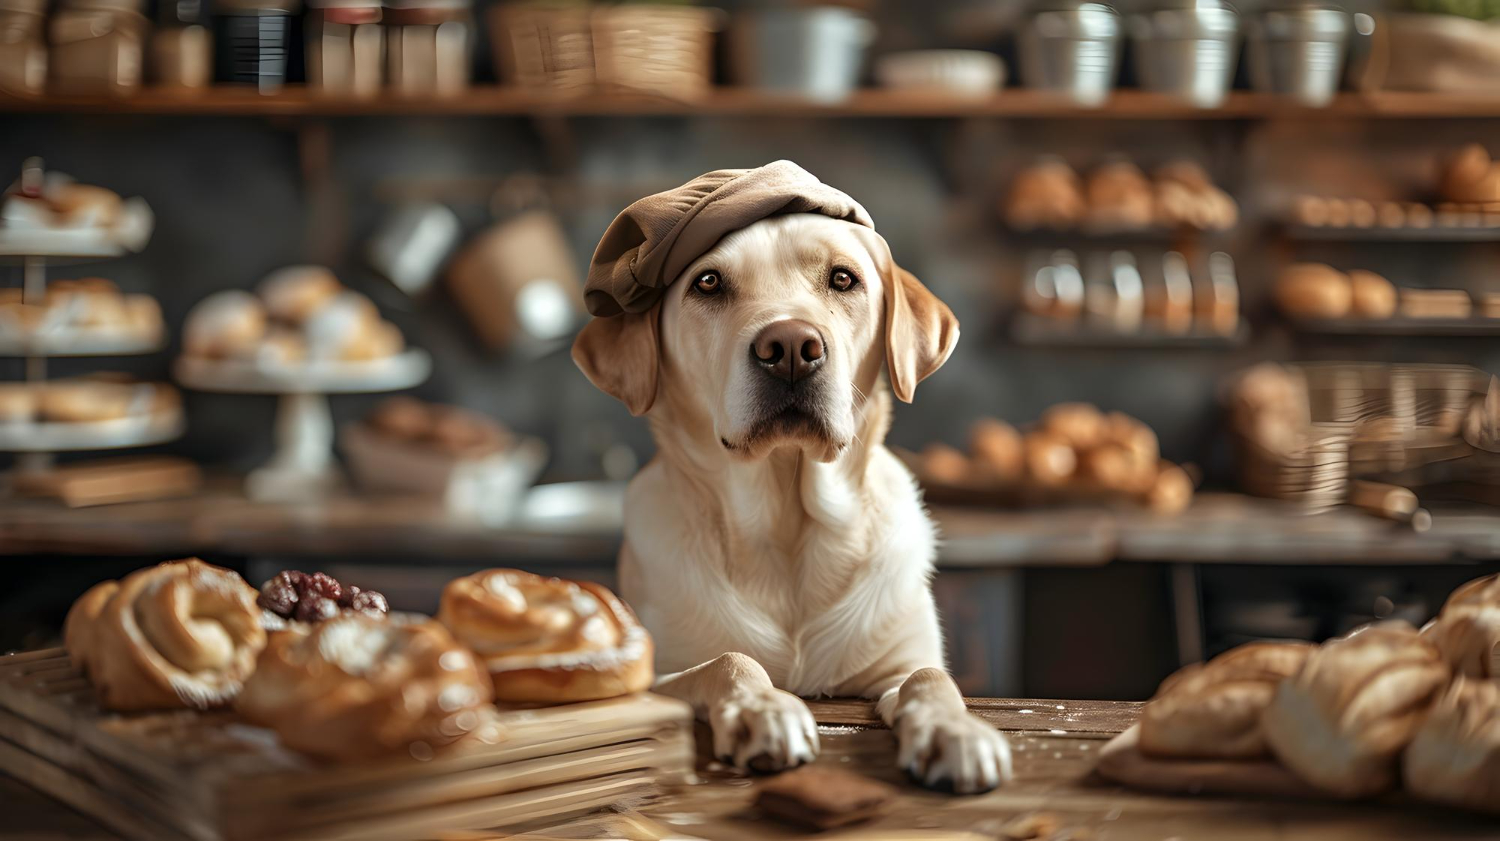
877;245;959;404
572;306;661;416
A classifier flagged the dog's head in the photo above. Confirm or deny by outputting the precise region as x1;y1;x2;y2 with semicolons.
574;214;958;462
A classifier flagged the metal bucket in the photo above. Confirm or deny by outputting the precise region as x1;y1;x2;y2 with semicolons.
1247;7;1349;106
1020;3;1122;107
1130;2;1240;108
728;6;875;102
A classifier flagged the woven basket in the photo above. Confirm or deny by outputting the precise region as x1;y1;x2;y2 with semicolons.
490;3;717;98
1232;362;1489;507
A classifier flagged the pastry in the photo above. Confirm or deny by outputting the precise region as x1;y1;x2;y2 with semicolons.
1403;677;1500;814
48;183;123;228
1040;402;1105;450
123;295;162;336
1085;160;1154;231
1138;641;1311;759
1376;201;1405;228
303;291;390;361
183;290;267;359
0;383;35;423
1347;270;1396;319
256;570;389;628
62;579;119;676
437;568;654;703
1441;144;1500;204
1274;263;1352;320
1003;159;1085;231
367;397;511;457
755;767;898;831
40;381;146;423
969;418;1023;483
920;442;971;485
236;614;498;762
1293;195;1330;227
255;328;307;366
1443;572;1500;611
1261;621;1449;797
1423;607;1500;679
258;265;343;324
65;559;266;711
1400;288;1473;319
370;396;432;439
1153;162;1237;231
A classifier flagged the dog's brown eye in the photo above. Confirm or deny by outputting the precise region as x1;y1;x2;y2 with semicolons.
830;269;857;292
692;271;722;296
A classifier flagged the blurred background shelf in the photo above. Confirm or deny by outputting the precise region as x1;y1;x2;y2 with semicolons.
1289;317;1500;336
1011;314;1250;349
13;89;1500;119
1282;225;1500;242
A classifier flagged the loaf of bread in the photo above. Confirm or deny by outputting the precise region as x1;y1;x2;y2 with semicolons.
1403;677;1500;814
1274;264;1352;320
1139;642;1312;759
1261;621;1449;797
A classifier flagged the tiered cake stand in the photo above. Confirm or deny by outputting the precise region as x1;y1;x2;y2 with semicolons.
0;168;178;476
174;350;432;502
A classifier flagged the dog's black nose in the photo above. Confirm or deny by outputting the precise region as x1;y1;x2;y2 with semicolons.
751;320;825;385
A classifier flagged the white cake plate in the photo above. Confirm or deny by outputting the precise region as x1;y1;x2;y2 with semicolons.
0;198;154;262
0;328;164;357
173;350;432;502
0;408;184;452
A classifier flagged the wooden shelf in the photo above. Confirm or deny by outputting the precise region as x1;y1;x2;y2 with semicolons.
1011;314;1249;349
1283;225;1500;243
1290;317;1500;337
11;88;1500;119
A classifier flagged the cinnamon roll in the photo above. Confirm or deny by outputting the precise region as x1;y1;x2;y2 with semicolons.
65;559;266;711
236;615;498;762
437;569;654;704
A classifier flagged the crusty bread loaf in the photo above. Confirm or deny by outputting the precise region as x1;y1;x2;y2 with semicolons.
1139;641;1311;759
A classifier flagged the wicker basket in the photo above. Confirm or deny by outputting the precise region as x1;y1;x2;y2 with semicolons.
490;3;718;98
1230;362;1490;508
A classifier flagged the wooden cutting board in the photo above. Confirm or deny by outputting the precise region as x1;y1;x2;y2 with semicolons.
0;648;694;841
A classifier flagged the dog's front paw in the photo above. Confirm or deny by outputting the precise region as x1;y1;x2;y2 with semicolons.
709;687;820;773
896;706;1013;794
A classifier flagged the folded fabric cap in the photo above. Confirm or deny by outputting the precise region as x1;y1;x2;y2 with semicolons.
584;160;874;317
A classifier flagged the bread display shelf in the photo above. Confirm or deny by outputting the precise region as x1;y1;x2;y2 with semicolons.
0;409;183;452
173;349;433;394
1289;317;1500;337
0;647;694;841
1011;314;1249;349
0;329;163;357
1282;224;1500;243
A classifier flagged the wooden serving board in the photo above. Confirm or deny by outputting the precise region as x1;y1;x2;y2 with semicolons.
0;648;694;841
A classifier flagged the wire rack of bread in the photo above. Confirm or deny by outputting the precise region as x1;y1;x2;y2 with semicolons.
1098;571;1500;815
0;559;689;841
908;403;1195;515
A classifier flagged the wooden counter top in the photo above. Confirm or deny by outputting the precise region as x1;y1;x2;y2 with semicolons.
5;696;1494;841
4;481;1499;567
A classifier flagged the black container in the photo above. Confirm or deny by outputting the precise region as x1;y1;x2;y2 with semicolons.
213;0;301;90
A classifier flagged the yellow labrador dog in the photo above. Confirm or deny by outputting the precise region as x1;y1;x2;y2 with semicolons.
573;210;1013;794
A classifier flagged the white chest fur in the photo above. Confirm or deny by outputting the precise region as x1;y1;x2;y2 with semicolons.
620;448;941;697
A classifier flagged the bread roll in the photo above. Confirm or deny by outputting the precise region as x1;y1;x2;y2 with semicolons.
1086;161;1154;231
1403;677;1500;814
49;183;123;228
437;569;654;704
1003;159;1085;231
921;442;971;485
237;615;497;762
968;418;1023;483
1261;621;1449;797
0;384;36;423
1139;641;1312;759
1040;402;1106;450
68;559;267;711
184;290;268;359
1274;263;1352;320
1023;432;1076;487
1423;573;1500;678
259;265;343;324
1347;270;1396;319
1145;462;1194;515
1441;144;1500;203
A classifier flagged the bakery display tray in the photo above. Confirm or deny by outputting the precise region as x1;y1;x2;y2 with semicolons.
0;409;183;452
0;648;695;841
0;329;163;357
174;349;433;395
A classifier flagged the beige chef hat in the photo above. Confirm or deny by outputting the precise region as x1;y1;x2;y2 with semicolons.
584;160;874;317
